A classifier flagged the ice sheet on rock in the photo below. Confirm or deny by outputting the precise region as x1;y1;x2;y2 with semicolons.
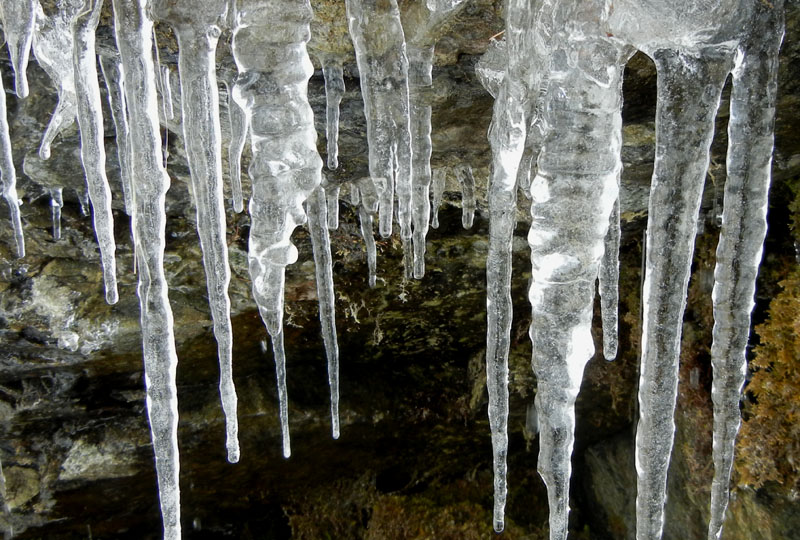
345;0;412;239
0;63;25;258
322;62;344;170
307;186;340;438
1;0;36;98
111;0;181;536
152;0;240;464
430;167;445;229
708;5;784;539
599;193;620;361
231;0;323;457
635;49;731;540
408;44;434;278
456;164;475;229
99;54;134;216
32;0;82;160
72;0;118;305
49;186;63;240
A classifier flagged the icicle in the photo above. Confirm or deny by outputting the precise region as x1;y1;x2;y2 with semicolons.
153;0;240;464
456;164;475;229
307;186;340;439
430;167;445;229
408;44;434;278
231;0;323;458
1;0;36;98
635;48;732;540
49;186;63;240
599;192;620;361
426;0;467;13
322;62;344;171
345;0;412;239
99;54;134;215
161;64;174;121
357;177;380;288
33;1;81;160
708;5;784;539
111;0;181;536
482;0;538;530
72;0;118;305
219;67;247;214
0;59;25;258
325;179;340;230
78;188;90;217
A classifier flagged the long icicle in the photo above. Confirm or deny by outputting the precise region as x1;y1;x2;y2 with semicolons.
408;44;434;278
231;0;323;458
111;0;181;536
708;3;785;539
1;0;36;98
153;0;240;464
0;58;25;257
635;47;732;540
217;65;247;214
72;0;119;305
307;186;340;439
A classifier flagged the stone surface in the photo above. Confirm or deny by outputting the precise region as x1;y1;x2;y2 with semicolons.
0;1;798;539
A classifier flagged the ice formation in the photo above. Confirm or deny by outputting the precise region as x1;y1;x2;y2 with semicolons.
0;0;787;538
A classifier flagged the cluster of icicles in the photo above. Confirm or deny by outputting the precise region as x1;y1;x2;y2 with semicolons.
0;0;787;538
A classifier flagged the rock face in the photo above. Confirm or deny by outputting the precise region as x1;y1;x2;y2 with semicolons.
0;1;799;539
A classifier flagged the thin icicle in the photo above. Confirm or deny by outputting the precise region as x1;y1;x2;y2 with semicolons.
217;65;247;214
33;1;81;160
430;167;445;229
111;0;181;537
50;186;63;240
358;177;379;288
325;180;340;230
271;326;291;458
153;0;240;464
1;0;36;98
0;61;25;257
99;54;134;215
72;0;118;305
708;5;784;539
635;48;732;540
599;192;620;361
322;62;344;170
408;44;434;279
456;164;476;229
307;186;340;439
161;64;174;121
345;0;412;239
231;0;323;458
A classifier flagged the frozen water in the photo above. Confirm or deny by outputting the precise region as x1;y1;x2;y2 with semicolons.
455;164;475;229
99;54;134;216
430;167;446;229
1;0;36;98
322;62;344;171
0;61;25;258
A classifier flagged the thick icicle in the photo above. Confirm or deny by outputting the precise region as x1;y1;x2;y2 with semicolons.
50;186;63;240
708;4;784;539
72;0;118;305
231;0;323;458
430;167;445;229
111;0;181;536
307;186;340;438
32;1;81;160
99;54;134;215
456;164;476;229
218;65;247;214
408;44;434;278
152;0;240;464
322;62;344;171
0;59;25;257
345;0;412;239
635;49;731;540
599;193;620;360
1;0;36;98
